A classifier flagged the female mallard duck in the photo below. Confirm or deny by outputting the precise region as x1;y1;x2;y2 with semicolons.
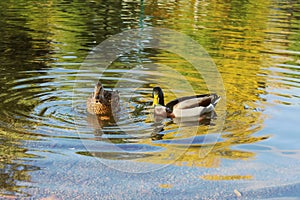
152;87;220;119
86;80;120;115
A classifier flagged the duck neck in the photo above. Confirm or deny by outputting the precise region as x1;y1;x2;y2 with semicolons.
94;81;103;99
159;92;165;106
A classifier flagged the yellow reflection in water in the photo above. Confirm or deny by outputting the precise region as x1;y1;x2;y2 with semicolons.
200;174;253;181
136;136;259;168
158;184;173;189
0;128;37;195
132;44;269;167
134;0;276;168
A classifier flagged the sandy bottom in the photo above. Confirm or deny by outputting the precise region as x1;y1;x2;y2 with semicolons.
18;145;300;200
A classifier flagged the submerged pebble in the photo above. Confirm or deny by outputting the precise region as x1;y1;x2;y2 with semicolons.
234;189;242;197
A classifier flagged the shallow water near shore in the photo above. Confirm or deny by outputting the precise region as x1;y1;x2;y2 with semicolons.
0;0;300;199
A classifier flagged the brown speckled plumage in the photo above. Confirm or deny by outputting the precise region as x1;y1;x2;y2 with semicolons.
86;81;120;115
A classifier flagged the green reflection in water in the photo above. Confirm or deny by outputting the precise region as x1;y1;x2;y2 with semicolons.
0;128;39;196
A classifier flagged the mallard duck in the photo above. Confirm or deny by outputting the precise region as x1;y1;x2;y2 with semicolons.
152;87;220;119
86;80;120;115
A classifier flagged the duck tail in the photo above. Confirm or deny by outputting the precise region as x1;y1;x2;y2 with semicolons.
211;94;221;107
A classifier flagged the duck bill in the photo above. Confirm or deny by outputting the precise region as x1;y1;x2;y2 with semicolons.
152;94;159;106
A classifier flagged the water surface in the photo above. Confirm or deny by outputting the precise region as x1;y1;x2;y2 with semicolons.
0;0;300;199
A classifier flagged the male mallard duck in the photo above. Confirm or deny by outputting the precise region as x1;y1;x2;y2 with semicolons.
86;80;120;115
152;87;220;119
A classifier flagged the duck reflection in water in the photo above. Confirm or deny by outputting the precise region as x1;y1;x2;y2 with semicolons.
87;114;118;137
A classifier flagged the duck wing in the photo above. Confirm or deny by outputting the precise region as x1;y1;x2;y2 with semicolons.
101;90;119;105
166;94;220;111
174;96;212;109
104;90;120;112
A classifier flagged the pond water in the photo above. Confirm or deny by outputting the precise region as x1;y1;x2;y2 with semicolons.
0;0;300;199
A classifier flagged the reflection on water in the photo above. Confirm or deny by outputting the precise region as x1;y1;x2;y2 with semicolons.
0;129;39;197
0;0;300;197
201;174;253;181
